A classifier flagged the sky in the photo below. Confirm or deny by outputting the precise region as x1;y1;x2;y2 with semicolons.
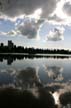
0;0;71;50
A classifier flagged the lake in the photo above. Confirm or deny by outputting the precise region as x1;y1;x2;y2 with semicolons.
0;55;71;107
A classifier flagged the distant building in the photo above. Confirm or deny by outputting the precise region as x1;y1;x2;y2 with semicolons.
0;43;4;47
8;40;14;49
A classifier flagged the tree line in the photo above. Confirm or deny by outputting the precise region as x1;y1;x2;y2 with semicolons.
0;44;71;54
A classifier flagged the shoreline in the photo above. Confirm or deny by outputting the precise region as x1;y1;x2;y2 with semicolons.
0;53;71;57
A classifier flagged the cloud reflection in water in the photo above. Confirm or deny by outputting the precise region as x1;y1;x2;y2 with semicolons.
45;66;64;81
0;65;71;107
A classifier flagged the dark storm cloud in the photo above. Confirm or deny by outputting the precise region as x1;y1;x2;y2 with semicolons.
0;0;57;18
63;1;71;16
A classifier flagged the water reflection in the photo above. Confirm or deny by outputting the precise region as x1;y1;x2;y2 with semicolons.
47;82;71;108
0;56;71;107
7;56;14;65
0;87;56;107
0;54;70;65
16;67;41;89
45;66;64;81
59;92;71;107
0;69;16;87
0;67;42;89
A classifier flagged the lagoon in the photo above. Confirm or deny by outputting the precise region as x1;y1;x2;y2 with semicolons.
0;56;71;107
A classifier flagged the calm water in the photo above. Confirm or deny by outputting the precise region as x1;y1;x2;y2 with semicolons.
0;56;71;107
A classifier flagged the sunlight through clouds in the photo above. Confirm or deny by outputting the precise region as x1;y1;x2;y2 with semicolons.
48;0;71;25
29;8;42;20
0;0;71;49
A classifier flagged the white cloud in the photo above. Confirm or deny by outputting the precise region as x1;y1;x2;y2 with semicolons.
7;30;19;36
47;27;65;41
0;29;19;37
0;31;7;36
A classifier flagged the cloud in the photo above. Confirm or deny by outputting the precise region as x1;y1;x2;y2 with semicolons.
0;0;71;27
47;27;65;41
18;20;38;39
48;14;63;22
48;0;71;25
0;31;7;36
63;1;71;16
0;18;43;39
7;30;19;36
0;0;57;19
0;30;19;37
47;14;64;25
